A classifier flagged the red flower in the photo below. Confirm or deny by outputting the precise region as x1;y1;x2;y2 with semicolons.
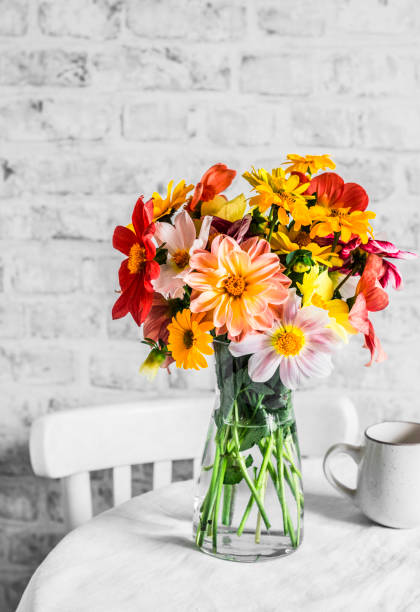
340;237;416;289
112;197;160;326
349;254;388;366
307;172;369;212
188;163;236;211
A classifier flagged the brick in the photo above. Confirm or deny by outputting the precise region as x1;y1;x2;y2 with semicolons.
1;573;32;612
0;99;113;141
0;153;169;198
0;349;13;383
240;54;312;96
126;0;245;41
206;106;275;146
257;1;325;37
406;160;420;195
107;309;142;341
29;299;104;339
172;459;193;481
0;301;25;339
0;0;28;36
11;248;80;294
28;196;133;241
359;106;420;151
39;0;122;40
0;432;31;476
374;296;420;344
123;102;194;142
132;463;153;496
0;50;89;87
335;156;395;202
92;46;230;91
9;531;61;565
0;478;38;521
91;469;113;515
292;105;357;148
319;52;418;97
82;255;120;295
13;347;76;384
89;344;169;391
333;0;420;35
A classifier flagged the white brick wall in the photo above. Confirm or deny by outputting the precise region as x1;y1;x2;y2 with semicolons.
0;0;420;608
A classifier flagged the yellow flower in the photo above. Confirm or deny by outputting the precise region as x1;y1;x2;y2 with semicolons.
242;167;271;189
201;193;247;222
270;226;343;267
283;154;335;175
297;266;357;342
309;205;375;244
167;309;214;370
297;265;334;306
247;169;311;224
152;180;193;220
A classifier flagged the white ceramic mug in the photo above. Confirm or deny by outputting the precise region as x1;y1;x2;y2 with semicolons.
323;420;420;528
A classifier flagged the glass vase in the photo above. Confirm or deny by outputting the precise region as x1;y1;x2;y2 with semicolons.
193;340;304;562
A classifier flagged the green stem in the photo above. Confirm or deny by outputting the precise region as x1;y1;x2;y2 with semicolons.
331;231;340;254
237;433;274;536
255;471;268;544
212;457;227;552
196;437;222;547
275;428;288;534
232;402;271;532
333;263;359;299
267;207;276;242
222;484;233;526
294;472;302;546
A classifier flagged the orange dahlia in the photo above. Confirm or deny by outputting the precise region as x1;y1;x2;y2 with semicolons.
186;235;290;339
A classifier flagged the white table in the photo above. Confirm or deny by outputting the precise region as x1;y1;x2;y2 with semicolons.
17;459;420;612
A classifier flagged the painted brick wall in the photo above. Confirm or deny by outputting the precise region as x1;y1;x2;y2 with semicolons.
1;0;420;608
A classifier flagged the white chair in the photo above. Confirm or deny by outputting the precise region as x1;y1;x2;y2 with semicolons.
30;393;359;531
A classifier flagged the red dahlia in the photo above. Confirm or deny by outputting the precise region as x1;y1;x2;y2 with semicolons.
112;197;160;326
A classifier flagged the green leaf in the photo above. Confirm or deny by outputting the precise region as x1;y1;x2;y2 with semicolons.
223;454;253;485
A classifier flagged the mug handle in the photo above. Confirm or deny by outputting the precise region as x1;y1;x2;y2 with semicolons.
323;443;363;499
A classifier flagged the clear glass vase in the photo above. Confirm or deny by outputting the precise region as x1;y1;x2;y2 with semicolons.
193;340;304;562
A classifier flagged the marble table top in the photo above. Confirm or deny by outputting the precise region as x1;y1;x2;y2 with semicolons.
17;458;420;612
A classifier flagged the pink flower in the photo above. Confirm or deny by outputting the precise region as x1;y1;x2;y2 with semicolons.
340;237;417;289
153;211;212;299
229;290;338;389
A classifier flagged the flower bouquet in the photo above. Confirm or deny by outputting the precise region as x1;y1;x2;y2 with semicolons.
112;154;416;562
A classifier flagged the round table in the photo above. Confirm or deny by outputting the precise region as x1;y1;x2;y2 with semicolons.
17;459;420;612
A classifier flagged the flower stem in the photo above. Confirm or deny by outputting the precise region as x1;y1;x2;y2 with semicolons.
196;439;222;547
255;471;268;543
237;433;274;536
212;457;227;552
222;484;233;526
232;402;271;532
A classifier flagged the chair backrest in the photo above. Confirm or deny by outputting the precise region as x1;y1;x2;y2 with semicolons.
30;392;359;530
294;393;360;457
30;395;215;530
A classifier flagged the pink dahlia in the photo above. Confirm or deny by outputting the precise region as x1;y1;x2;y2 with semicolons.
229;290;338;389
153;211;212;299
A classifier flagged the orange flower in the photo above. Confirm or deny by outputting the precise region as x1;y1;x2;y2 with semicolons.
308;173;375;243
188;163;236;211
186;235;290;339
